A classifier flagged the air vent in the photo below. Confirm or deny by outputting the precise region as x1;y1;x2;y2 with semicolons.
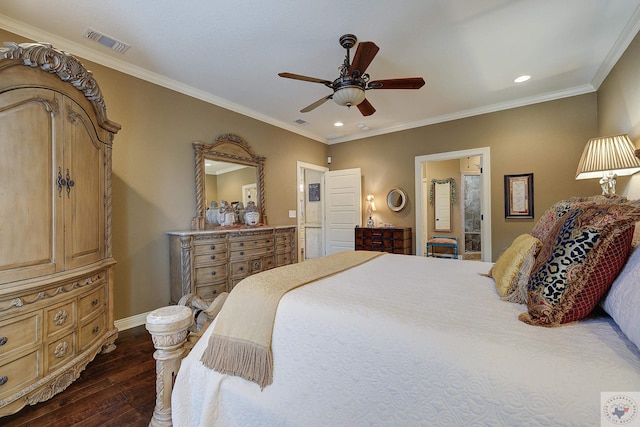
294;119;308;125
83;28;130;54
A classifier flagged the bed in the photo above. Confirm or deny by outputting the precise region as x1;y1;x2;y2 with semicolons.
147;196;640;427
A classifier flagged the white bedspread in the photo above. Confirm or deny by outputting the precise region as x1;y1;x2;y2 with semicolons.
172;254;640;426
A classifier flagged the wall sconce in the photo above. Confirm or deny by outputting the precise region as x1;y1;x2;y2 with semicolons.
366;194;376;227
575;134;640;195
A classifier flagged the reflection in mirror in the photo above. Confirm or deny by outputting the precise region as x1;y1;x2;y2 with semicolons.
193;134;265;229
387;188;407;212
204;161;257;208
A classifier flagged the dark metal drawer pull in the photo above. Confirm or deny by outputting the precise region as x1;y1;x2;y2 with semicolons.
92;326;100;334
212;290;217;295
210;245;216;250
92;299;99;306
0;376;7;387
211;271;216;276
210;255;216;260
0;337;7;346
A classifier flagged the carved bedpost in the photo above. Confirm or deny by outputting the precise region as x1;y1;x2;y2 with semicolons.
146;306;193;427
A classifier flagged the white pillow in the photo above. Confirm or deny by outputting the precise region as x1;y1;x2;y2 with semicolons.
602;245;640;350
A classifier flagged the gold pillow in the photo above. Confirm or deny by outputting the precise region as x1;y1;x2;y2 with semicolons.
490;234;542;298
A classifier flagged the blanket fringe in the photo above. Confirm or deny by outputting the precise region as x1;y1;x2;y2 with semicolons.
201;334;273;389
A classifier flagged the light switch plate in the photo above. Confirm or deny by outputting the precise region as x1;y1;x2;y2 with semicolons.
288;210;296;218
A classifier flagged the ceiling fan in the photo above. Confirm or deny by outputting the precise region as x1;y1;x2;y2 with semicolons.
278;34;425;117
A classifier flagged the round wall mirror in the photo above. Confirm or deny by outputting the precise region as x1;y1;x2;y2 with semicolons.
387;188;407;212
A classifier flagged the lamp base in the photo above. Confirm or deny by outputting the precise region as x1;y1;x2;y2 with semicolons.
599;173;617;195
366;216;374;227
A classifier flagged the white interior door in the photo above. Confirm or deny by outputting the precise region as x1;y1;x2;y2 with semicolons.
324;168;361;255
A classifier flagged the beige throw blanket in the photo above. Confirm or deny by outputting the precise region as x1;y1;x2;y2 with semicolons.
200;250;384;388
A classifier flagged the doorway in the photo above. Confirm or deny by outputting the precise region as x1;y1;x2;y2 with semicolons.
414;147;492;262
296;162;362;261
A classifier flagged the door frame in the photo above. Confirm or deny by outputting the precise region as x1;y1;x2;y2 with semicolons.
414;147;492;261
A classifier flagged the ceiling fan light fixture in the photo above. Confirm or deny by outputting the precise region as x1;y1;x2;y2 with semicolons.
332;86;366;107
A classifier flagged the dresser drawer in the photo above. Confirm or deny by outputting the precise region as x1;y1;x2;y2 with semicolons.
79;285;105;322
230;245;274;260
277;252;292;265
230;260;250;278
0;313;40;359
263;255;276;270
46;332;76;372
276;233;292;245
194;251;226;266
79;312;106;351
195;264;228;284
196;282;227;301
231;256;275;278
193;241;227;256
0;350;40;401
45;301;76;337
229;236;274;251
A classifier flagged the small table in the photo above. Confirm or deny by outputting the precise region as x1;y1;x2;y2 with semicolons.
426;236;458;259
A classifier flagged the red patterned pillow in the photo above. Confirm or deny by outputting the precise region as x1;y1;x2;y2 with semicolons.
520;204;640;326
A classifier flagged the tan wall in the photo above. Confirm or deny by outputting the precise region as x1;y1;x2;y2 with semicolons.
329;94;598;258
5;25;640;319
596;30;640;199
0;29;328;320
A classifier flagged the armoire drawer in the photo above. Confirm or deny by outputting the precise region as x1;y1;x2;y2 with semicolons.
45;301;76;338
0;312;40;359
79;312;106;351
0;350;40;401
46;332;76;372
79;285;105;322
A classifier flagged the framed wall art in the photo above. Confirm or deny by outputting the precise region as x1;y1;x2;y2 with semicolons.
308;183;320;202
504;173;534;219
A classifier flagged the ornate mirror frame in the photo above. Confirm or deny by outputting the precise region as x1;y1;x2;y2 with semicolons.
193;134;266;229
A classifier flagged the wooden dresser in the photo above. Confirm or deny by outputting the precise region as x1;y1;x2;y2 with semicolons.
0;43;120;417
168;226;296;304
355;227;413;255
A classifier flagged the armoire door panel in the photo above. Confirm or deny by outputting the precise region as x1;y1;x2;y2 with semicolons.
63;98;105;269
0;91;63;283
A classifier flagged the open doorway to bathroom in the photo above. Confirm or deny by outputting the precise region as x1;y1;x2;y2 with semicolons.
415;147;492;262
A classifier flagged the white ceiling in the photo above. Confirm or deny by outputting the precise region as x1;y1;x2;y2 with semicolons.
2;1;640;144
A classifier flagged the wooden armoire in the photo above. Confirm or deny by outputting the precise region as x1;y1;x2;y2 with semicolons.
0;42;120;417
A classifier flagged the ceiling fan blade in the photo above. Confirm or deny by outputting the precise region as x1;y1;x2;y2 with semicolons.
348;41;379;76
368;77;425;89
278;72;333;85
357;98;376;116
300;95;333;113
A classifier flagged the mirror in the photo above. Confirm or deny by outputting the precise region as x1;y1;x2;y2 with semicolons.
387;188;407;212
193;134;265;229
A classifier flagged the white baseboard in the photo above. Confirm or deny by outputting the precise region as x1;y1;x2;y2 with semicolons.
115;311;150;331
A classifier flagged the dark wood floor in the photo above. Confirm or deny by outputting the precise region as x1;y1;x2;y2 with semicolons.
2;325;156;427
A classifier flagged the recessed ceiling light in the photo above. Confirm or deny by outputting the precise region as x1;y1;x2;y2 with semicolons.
514;75;531;83
334;121;344;127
